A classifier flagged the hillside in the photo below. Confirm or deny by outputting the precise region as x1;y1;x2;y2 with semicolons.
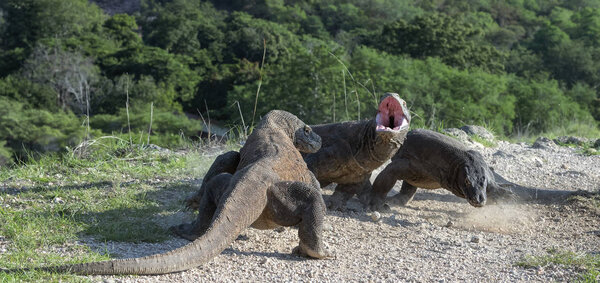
1;0;600;163
89;0;140;15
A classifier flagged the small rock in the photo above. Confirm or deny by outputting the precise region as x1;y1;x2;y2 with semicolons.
260;258;269;265
492;150;514;158
553;136;570;145
554;136;589;146
470;236;481;243
460;125;495;142
53;197;65;204
371;211;381;222
567;136;588;145
594;139;600;148
145;144;171;153
561;164;568;169
443;128;472;144
532;137;556;150
274;227;286;233
445;221;454;228
322;223;333;231
536;266;544;275
236;234;250;241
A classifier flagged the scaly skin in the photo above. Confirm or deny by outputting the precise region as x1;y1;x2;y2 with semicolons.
303;93;411;211
5;110;330;275
366;129;588;211
367;129;500;211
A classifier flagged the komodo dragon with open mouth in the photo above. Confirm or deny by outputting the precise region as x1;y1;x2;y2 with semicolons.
303;92;411;211
3;110;331;275
186;93;412;212
366;129;590;211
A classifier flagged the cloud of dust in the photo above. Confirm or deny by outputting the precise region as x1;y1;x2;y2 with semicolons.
457;204;537;234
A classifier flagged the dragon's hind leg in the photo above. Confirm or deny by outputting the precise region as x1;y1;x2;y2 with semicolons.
171;172;232;241
185;151;240;211
265;181;333;259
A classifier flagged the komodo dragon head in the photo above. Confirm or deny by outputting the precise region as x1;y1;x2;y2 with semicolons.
294;124;322;153
375;93;411;141
259;110;322;153
454;150;489;207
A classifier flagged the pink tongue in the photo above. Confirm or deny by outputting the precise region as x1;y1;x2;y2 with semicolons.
376;125;387;131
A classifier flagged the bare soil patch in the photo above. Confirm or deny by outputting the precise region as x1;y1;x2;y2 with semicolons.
87;141;599;282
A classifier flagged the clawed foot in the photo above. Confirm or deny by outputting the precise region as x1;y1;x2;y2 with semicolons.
363;193;391;212
292;245;334;259
184;194;201;211
169;223;200;241
387;194;411;206
368;203;391;213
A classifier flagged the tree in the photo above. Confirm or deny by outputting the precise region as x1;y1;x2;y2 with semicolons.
141;0;225;57
103;14;141;48
377;13;505;73
0;0;105;74
0;96;88;159
572;7;600;47
543;40;600;87
22;44;99;115
509;77;593;133
226;37;346;125
100;45;202;110
0;74;58;111
529;22;571;53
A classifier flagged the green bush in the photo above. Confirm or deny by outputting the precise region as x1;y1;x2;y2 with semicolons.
0;75;58;111
90;105;203;142
0;97;89;160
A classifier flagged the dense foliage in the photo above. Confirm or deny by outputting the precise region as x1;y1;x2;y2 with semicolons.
1;0;599;162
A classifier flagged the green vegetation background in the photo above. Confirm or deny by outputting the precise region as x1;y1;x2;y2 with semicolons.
1;0;600;163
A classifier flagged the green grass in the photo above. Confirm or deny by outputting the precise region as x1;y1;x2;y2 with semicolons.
0;137;219;281
510;121;600;145
516;249;600;282
579;147;600;156
470;135;497;147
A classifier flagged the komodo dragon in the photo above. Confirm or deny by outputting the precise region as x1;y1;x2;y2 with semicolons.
303;92;411;211
186;93;412;212
4;110;330;275
366;129;589;211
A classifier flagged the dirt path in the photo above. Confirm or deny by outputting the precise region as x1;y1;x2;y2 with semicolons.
91;141;599;282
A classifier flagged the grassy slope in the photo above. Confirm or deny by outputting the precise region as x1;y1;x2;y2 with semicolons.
0;138;220;281
516;249;600;282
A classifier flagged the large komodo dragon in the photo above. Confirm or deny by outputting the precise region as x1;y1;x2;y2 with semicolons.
186;93;412;212
303;92;411;211
5;110;331;275
366;129;589;211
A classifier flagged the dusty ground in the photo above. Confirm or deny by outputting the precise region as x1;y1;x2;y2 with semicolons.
89;140;599;282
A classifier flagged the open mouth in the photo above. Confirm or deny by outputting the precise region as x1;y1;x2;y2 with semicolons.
375;96;409;132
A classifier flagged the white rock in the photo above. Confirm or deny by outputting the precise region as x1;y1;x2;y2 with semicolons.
371;211;381;222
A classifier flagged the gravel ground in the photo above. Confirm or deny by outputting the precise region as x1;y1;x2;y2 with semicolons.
84;140;599;282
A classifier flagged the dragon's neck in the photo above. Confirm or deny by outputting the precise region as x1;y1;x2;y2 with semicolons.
354;120;404;171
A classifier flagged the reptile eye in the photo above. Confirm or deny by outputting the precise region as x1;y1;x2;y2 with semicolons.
304;126;311;135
